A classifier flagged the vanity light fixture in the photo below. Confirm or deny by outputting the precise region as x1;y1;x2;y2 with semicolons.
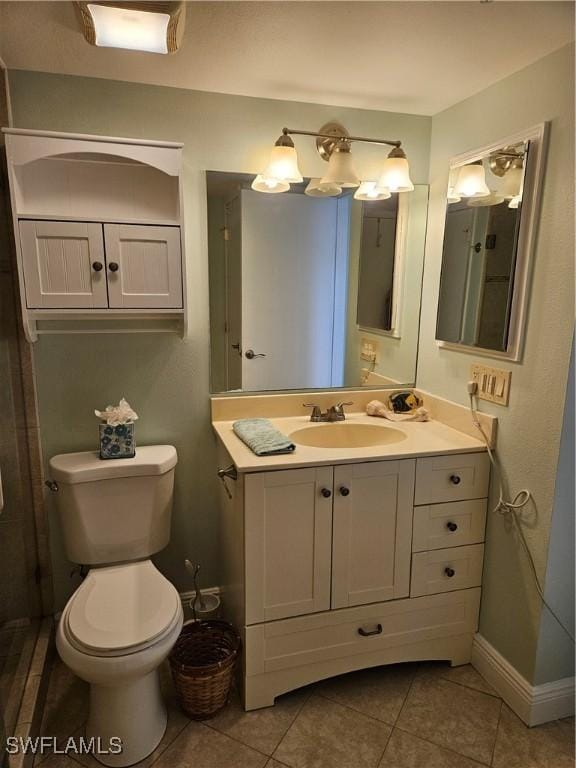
253;122;413;198
447;168;461;204
354;181;391;201
76;2;186;54
251;175;290;194
500;163;524;200
467;192;505;207
453;162;490;198
508;194;522;209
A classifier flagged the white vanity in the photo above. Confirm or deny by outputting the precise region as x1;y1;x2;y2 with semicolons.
212;390;495;710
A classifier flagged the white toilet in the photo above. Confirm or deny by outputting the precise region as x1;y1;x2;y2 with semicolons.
49;445;184;767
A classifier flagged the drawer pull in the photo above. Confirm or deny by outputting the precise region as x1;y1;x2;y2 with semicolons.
339;486;350;497
449;474;461;485
321;488;332;498
358;623;382;637
92;261;103;272
444;567;456;578
446;521;458;532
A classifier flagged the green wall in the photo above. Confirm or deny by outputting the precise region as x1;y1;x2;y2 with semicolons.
8;70;431;609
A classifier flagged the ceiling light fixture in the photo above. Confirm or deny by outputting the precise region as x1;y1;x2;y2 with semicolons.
252;122;413;198
76;2;186;54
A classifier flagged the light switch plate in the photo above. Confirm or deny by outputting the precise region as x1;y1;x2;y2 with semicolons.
360;337;379;363
470;363;511;406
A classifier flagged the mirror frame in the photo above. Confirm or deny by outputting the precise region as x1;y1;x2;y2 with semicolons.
357;193;409;339
436;122;548;361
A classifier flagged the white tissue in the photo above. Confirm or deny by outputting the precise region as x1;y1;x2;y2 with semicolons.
95;398;139;426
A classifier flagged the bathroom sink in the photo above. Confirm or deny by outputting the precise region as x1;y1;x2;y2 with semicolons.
289;423;407;449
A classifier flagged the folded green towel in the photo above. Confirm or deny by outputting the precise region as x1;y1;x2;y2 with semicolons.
233;418;295;456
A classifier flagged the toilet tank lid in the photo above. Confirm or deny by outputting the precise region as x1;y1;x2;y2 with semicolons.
49;445;177;484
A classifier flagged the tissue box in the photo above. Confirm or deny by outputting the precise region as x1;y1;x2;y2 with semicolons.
99;423;136;460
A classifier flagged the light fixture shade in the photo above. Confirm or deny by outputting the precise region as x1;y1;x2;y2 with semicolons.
304;178;342;197
508;194;522;209
447;168;461;203
501;166;523;199
263;145;303;184
320;141;360;188
354;181;391;201
377;156;414;193
467;193;505;208
251;175;290;194
77;2;185;53
453;164;490;198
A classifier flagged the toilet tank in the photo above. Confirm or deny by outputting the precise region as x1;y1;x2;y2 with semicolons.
49;445;178;565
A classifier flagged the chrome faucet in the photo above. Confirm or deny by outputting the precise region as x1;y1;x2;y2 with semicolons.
303;402;353;422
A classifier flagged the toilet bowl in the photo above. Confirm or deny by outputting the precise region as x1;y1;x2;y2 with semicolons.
48;446;182;767
56;561;183;767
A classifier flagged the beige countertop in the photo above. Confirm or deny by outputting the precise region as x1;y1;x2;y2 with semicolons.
212;412;487;472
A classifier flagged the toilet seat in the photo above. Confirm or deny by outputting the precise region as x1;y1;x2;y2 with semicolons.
64;560;181;658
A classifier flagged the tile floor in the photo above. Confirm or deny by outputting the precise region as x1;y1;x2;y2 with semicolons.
32;658;574;768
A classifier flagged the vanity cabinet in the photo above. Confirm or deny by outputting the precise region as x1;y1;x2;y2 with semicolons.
219;448;490;711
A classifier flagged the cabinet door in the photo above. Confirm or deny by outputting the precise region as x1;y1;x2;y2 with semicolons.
104;224;182;309
245;467;333;624
332;460;415;609
20;220;107;309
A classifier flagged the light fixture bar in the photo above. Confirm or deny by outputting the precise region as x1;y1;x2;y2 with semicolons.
282;127;402;150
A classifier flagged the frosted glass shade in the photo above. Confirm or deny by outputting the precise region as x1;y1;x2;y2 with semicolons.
251;175;289;194
263;145;303;183
320;148;360;188
354;181;391;201
87;4;170;53
508;194;522;209
501;166;523;199
468;193;505;207
453;164;490;198
377;157;414;193
447;168;461;203
304;178;342;197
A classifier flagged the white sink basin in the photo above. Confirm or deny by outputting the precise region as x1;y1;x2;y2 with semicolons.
289;422;407;449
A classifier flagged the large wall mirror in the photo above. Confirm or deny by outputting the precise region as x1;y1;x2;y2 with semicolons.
436;124;547;360
207;171;428;393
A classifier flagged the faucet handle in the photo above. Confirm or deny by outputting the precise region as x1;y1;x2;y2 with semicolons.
336;401;354;409
303;403;323;421
331;401;353;421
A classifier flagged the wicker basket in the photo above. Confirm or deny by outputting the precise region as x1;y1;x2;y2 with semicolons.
169;620;241;720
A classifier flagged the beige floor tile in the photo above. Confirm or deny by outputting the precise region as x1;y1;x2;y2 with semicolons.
417;662;499;698
265;761;290;768
315;663;416;725
207;686;309;755
379;728;487;767
396;675;500;765
492;705;575;768
153;721;268;768
273;694;391;768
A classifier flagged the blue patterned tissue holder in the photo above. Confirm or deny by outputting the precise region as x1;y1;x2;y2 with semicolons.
99;423;136;460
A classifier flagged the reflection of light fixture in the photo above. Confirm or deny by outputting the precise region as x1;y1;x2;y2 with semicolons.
320;139;360;188
501;164;523;199
76;2;186;53
447;168;461;203
377;147;414;193
467;193;505;207
304;178;341;197
252;122;412;197
354;181;391;201
262;133;303;183
508;195;522;209
453;162;490;198
251;175;290;194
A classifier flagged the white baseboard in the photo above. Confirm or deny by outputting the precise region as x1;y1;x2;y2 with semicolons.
472;633;575;726
180;586;221;613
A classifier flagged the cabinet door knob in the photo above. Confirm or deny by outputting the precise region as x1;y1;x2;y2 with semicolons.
339;486;350;497
92;261;103;272
446;521;458;532
108;262;119;272
321;488;332;498
358;623;382;637
449;474;461;485
444;567;455;578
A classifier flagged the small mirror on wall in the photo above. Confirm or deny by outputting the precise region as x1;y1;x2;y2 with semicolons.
435;124;547;360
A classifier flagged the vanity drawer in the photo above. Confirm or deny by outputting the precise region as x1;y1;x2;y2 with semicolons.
410;544;484;597
412;499;487;552
245;588;481;676
414;453;490;505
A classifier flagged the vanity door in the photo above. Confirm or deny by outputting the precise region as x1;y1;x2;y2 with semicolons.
244;467;333;624
332;460;415;609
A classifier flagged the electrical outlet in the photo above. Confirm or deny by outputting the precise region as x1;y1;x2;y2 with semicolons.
360;338;379;363
470;363;511;406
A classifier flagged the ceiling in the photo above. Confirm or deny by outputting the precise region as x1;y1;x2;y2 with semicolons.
0;1;573;116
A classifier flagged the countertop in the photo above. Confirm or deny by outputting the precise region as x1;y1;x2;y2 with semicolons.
212;412;487;472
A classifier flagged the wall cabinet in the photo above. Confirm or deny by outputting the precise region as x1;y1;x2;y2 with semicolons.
219;449;490;711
